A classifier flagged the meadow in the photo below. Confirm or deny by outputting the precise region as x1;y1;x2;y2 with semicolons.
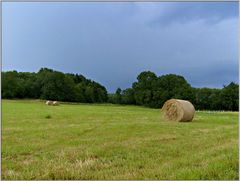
2;100;239;180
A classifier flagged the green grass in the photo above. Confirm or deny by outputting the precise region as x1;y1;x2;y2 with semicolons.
2;99;239;180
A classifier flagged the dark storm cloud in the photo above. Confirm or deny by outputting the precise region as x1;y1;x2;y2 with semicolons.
2;2;238;92
147;2;238;26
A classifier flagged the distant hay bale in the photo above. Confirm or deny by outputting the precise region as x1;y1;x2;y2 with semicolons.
161;99;195;122
53;101;59;106
46;100;53;105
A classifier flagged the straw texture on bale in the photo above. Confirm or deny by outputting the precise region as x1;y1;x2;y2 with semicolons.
46;101;53;105
161;99;195;122
53;101;59;106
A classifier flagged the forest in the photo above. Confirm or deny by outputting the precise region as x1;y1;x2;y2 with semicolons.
2;68;239;111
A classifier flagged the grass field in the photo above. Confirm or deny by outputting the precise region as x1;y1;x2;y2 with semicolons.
2;100;239;180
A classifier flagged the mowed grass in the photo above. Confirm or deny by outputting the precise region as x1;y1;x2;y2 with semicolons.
2;100;239;180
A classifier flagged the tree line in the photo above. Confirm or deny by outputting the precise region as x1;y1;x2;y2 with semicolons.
2;68;108;103
2;69;238;111
108;71;239;111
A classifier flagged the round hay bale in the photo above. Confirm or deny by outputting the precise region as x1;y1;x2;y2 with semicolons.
161;99;195;122
46;100;53;105
52;101;59;106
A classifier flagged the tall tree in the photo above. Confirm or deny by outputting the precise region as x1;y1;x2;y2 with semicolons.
132;71;157;106
220;82;239;111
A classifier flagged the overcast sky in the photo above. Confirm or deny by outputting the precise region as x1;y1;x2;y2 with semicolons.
3;2;238;92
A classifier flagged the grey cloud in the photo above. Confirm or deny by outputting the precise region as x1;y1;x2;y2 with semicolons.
143;2;238;26
3;2;238;92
